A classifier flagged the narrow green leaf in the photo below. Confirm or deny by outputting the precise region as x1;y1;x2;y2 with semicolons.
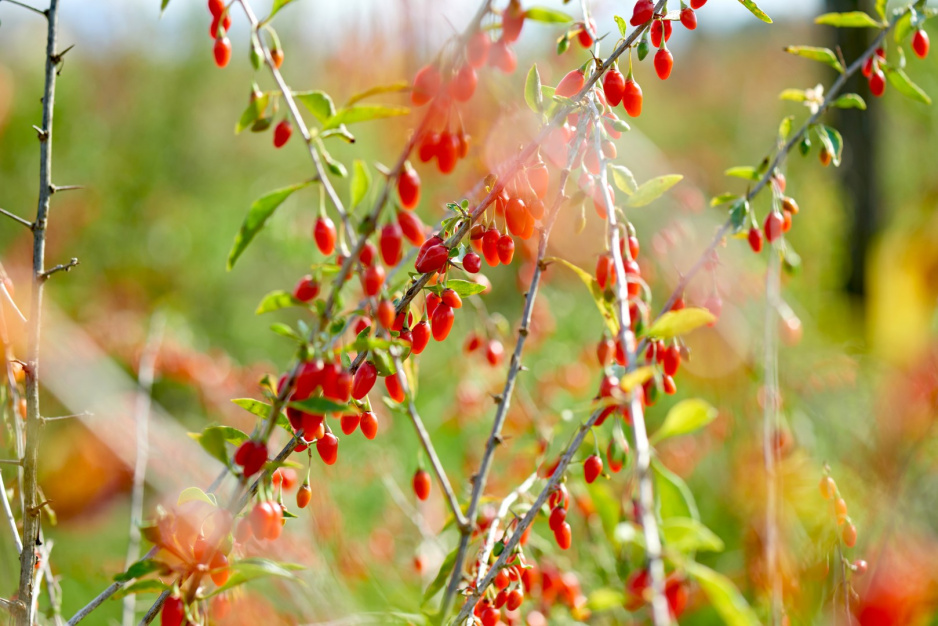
625;175;683;208
346;81;410;107
160;0;170;14
610;164;638;195
232;398;274;420
728;199;750;234
874;0;885;21
227;182;312;270
784;46;844;73
256;290;304;315
350;159;371;207
778;115;794;141
288;397;349;414
443;279;486;297
814;11;882;28
319;147;348;177
737;0;772;23
778;88;807;102
544;257;618;334
114;559;167;582
832;93;867;110
652;458;699;521
685;562;760;626
422;547;459;605
660;518;725;553
177;486;216;507
236;94;270;134
643;308;716;340
188;427;231;468
815;124;844;166
209;558;304;597
651;399;718;443
724;166;760;181
293;90;336;123
614;15;628;37
710;193;740;207
524;64;544;114
112;579;170;600
524;6;574;23
323;105;410;130
268;0;295;20
885;66;932;105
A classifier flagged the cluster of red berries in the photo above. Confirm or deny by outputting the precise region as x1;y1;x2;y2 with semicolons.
862;47;888;97
207;0;232;68
746;173;800;251
819;474;858;549
547;484;572;550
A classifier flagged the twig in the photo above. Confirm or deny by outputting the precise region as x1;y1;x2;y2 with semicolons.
19;1;61;622
39;258;78;281
0;208;33;229
0;459;22;466
590;100;670;626
0;282;27;325
137;590;168;626
42;411;93;422
48;184;84;194
0;597;16;612
122;314;164;626
0;0;45;16
0;470;23;554
763;248;782;624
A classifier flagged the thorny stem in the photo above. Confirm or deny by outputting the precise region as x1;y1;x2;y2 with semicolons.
474;472;538;588
590;100;670;626
19;1;61;623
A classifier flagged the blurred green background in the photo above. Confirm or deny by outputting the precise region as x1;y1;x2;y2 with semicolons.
1;0;938;624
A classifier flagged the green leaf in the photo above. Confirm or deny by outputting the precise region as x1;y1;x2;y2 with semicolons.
832;93;867;110
660;518;725;553
625;175;683;208
227;182;312;270
614;15;628;37
885;66;932;105
319;147;348;177
643;308;715;340
737;0;772;23
422;547;458;605
610;164;638;195
112;579;170;600
650;399;718;444
524;64;544;114
814;11;882;28
256;290;304;315
288;397;349;414
236;94;269;134
189;425;231;467
784;46;844;73
710;193;740;207
728;199;750;234
652;458;699;521
232;398;274;420
778;115;794;141
350;159;371;207
524;6;574;23
778;88;807;102
268;0;295;20
346;81;410;107
874;0;885;21
815;124;844;166
270;323;302;341
209;558;304;596
160;0;171;14
544;257;618;335
685;562;760;626
294;90;336;124
114;559;167;582
177;486;217;507
587;588;626;612
619;366;655;393
893;9;936;43
443;279;486;297
323;105;410;130
724;166;760;181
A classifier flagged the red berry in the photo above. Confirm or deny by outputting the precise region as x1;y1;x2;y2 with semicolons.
452;64;478;102
748;226;763;253
359;241;377;267
296;484;312;509
764;211;783;243
397;165;421;209
314;216;336;255
441;288;462;309
650;19;673;48
234;440;267;477
497;234;515;265
352;361;377;400
506;589;524;611
412;64;441;106
380;223;403;266
691;0;707;7
663;374;677;395
489;37;517;73
495;569;510;590
293;275;320;302
341;413;360;435
385;373;405;403
412;321;431;354
578;18;596;48
502;0;525;43
418;132;439;163
680;7;697;30
467;31;491;68
397;210;426;246
210;551;230;586
484;340;504;366
431;302;455;341
270;48;284;69
161;596;187;626
854;559;868;575
436;131;459;174
482;228;501;267
555;69;586;99
413;469;431;501
630;0;654;26
250;500;282;540
843;522;857;548
596;255;615;290
554;521;572;550
869;68;886;97
654;47;674;80
317;432;339;465
425;290;442;318
505;197;528;237
273;119;292;148
207;0;224;17
213;37;231;68
663;345;681;377
415;243;449;275
463;251;482;274
527;162;550;199
481;607;500;626
584;454;603;483
622;79;643;118
376;299;395;329
913;29;930;59
548;505;567;531
362;264;386;296
360;411;378;439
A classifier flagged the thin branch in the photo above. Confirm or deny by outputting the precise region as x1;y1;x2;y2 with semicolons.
122;314;164;626
18;1;60;622
0;470;23;554
0;459;22;466
39;257;78;281
0;597;16;612
1;282;28;325
48;184;84;194
0;0;45;16
42;411;93;422
138;590;168;626
0;208;33;229
590;100;670;626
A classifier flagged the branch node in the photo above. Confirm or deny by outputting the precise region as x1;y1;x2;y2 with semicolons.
39;258;79;281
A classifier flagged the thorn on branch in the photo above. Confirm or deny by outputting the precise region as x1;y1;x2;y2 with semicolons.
32;126;49;141
50;43;75;66
39;258;79;281
49;184;85;195
0;207;34;229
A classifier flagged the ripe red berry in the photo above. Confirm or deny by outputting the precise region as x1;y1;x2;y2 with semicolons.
680;7;698;30
843;522;857;548
485;340;504;366
436;131;459;174
463;251;482;274
412;321;431;354
502;0;525;43
507;589;524;611
489;37;517;73
313;216;336;255
913;29;930;59
362;264;386;296
250;500;283;540
691;0;707;7
482;228;501;267
418;132;439;163
340;413;360;436
413;468;431;501
161;596;186;626
596;255;615;290
415;242;449;274
209;552;230;586
555;69;586;99
748;226;763;253
273;119;292;148
293;275;320;302
527;162;550;199
380;223;403;266
584;454;603;483
654;47;674;80
554;521;572;550
662;374;677;395
207;0;224;17
630;0;655;26
360;411;378;439
548;505;567;531
623;78;643;118
854;559;868;575
385;373;405;403
467;31;490;67
431;302;455;341
234;440;267;477
764;211;783;243
397;210;426;246
497;234;515;265
411;64;442;106
663;345;681;377
397;165;421;210
359;241;377;266
480;607;500;626
650;19;673;48
452;64;478;102
352;361;377;400
869;68;886;97
495;568;510;590
317;432;339;465
296;484;312;509
425;290;442;318
441;288;463;309
213;37;231;68
578;18;596;48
